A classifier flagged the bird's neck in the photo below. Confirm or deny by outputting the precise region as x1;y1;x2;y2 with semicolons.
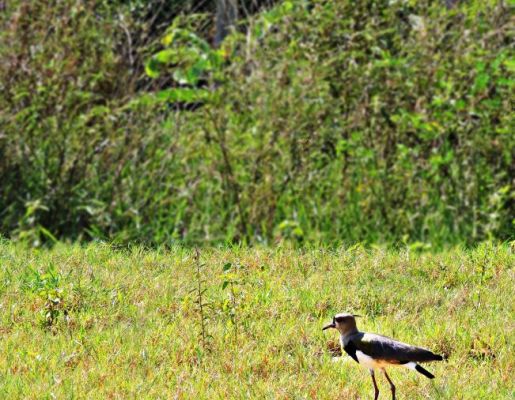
340;328;359;346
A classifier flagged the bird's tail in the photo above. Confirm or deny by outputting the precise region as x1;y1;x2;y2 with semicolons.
415;364;435;379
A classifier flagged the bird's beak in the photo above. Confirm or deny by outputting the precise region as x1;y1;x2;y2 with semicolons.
322;322;336;331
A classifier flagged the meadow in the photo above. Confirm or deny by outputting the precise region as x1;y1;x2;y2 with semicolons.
1;242;513;399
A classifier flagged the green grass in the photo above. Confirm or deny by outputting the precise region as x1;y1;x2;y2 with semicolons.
0;242;513;399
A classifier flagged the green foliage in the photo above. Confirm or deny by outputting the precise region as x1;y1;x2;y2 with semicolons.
145;19;224;104
0;1;170;243
23;263;67;328
0;0;513;247
220;261;244;345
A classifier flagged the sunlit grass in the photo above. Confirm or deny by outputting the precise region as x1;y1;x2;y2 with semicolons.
0;242;513;399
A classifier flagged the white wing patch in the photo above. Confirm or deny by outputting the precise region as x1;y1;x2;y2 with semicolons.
405;361;418;371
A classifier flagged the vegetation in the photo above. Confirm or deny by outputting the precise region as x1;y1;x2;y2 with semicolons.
1;2;512;398
0;242;513;398
1;0;513;247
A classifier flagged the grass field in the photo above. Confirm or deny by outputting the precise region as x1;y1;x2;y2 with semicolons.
0;242;513;399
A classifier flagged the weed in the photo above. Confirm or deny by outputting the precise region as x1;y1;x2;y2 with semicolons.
220;261;244;347
193;248;211;357
23;264;68;329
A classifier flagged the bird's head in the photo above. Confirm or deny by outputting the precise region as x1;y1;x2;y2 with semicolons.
322;313;360;335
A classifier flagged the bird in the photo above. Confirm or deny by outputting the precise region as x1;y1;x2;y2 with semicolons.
323;313;443;399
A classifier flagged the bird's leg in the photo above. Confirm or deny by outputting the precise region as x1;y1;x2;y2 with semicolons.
370;370;379;400
383;370;396;400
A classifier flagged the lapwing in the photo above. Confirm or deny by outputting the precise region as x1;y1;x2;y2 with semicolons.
323;313;443;399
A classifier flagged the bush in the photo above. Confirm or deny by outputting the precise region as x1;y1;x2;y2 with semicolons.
0;0;513;246
0;1;164;244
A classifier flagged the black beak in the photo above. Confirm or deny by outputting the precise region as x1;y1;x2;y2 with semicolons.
322;322;336;331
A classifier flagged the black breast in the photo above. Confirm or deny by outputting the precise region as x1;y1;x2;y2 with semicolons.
343;341;359;363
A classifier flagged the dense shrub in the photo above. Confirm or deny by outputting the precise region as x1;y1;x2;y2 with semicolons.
0;0;513;246
0;1;163;244
210;0;515;245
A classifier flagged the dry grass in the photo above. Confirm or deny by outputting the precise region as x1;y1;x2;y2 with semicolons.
0;242;513;399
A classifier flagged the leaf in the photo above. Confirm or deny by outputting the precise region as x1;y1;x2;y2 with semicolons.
473;73;490;93
156;88;208;103
145;59;161;78
504;59;515;73
455;99;467;110
223;262;232;272
497;78;514;88
154;49;179;64
38;226;58;244
162;31;176;46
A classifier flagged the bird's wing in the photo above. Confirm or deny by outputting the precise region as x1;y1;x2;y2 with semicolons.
350;333;441;363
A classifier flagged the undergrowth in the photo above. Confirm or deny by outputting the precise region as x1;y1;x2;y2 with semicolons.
0;1;513;247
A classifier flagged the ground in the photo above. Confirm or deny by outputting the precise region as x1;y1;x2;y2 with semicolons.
0;242;513;399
